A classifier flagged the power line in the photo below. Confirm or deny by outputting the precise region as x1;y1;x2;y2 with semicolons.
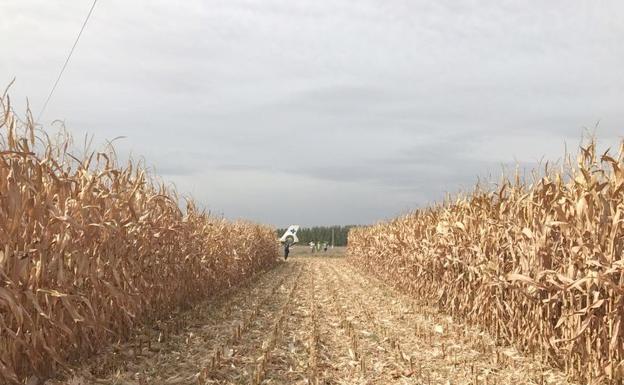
37;0;98;122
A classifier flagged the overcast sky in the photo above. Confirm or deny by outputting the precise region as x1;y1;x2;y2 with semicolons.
2;1;623;227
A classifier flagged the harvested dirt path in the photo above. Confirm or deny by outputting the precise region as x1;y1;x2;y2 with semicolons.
51;257;573;385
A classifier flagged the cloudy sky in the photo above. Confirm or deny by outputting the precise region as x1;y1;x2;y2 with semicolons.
2;1;623;227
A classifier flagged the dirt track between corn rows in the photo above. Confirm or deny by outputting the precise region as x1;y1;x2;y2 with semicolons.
55;257;572;385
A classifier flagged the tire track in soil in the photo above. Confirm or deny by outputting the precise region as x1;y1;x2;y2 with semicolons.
311;259;366;385
191;262;300;384
306;261;321;385
251;260;311;385
178;262;301;384
200;262;304;384
290;260;394;384
319;260;407;384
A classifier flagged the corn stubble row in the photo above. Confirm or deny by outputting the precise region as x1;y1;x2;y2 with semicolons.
0;97;278;383
348;140;624;384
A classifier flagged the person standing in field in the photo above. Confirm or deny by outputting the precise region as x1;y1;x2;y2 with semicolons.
284;242;290;260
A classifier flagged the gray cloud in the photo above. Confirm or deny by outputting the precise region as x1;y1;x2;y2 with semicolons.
2;0;623;227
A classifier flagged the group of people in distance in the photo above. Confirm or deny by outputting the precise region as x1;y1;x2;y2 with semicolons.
283;241;329;260
309;241;329;253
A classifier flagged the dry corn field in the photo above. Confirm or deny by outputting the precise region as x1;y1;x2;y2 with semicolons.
0;91;617;385
349;141;624;384
0;95;277;383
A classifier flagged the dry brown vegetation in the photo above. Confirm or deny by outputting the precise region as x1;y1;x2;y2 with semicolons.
0;93;278;384
348;139;624;384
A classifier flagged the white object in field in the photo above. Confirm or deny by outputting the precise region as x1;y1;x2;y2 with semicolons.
279;225;300;244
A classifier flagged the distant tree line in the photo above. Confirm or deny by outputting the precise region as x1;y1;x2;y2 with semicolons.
276;225;356;246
